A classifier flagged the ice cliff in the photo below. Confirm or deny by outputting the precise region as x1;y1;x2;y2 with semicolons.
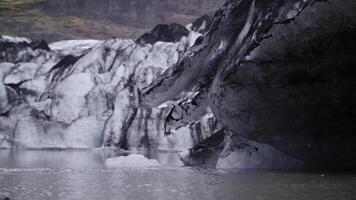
143;0;356;169
1;0;356;170
0;19;219;151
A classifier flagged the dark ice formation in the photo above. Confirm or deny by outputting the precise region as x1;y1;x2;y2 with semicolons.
143;0;356;169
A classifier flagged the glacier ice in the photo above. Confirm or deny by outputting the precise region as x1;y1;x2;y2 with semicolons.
49;39;103;56
0;32;216;151
3;63;39;84
105;154;160;168
142;0;356;169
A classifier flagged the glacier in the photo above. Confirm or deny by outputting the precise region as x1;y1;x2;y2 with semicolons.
0;24;217;151
143;0;356;169
2;0;355;170
0;9;323;170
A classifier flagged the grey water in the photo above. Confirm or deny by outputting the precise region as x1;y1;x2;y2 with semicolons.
0;150;356;200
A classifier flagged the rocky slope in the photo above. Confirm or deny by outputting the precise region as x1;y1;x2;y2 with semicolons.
143;0;356;169
0;20;219;151
0;0;224;42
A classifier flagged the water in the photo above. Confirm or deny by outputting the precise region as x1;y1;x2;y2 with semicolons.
0;150;356;200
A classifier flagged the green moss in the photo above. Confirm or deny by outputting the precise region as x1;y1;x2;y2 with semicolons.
0;0;45;13
0;0;148;41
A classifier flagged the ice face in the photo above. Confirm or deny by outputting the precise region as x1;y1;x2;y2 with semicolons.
142;0;356;169
0;33;214;151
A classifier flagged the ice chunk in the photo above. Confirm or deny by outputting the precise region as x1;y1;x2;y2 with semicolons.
105;154;160;168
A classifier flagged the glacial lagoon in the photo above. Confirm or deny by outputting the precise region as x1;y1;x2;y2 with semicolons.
0;150;355;200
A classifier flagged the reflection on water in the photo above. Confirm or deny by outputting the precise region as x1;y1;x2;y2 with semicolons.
0;150;356;200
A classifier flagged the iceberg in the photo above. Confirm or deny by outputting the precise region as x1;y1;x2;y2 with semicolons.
105;154;160;168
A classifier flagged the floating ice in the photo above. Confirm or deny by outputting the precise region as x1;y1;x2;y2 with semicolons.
105;154;161;168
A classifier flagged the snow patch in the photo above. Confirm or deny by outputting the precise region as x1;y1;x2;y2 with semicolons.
1;35;31;43
49;39;103;56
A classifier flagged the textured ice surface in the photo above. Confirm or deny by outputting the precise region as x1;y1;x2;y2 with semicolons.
3;63;39;84
51;73;96;124
0;34;216;151
49;39;103;56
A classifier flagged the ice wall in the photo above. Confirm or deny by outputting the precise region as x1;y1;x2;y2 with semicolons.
0;32;216;150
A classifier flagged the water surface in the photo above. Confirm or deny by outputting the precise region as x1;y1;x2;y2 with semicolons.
0;150;355;200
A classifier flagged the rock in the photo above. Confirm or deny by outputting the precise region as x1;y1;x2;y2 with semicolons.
190;15;212;34
0;193;10;200
0;37;50;63
179;129;225;168
105;154;160;168
30;40;51;51
0;41;29;62
48;55;81;73
143;0;356;169
136;23;190;45
0;35;63;64
1;0;225;42
135;33;158;46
